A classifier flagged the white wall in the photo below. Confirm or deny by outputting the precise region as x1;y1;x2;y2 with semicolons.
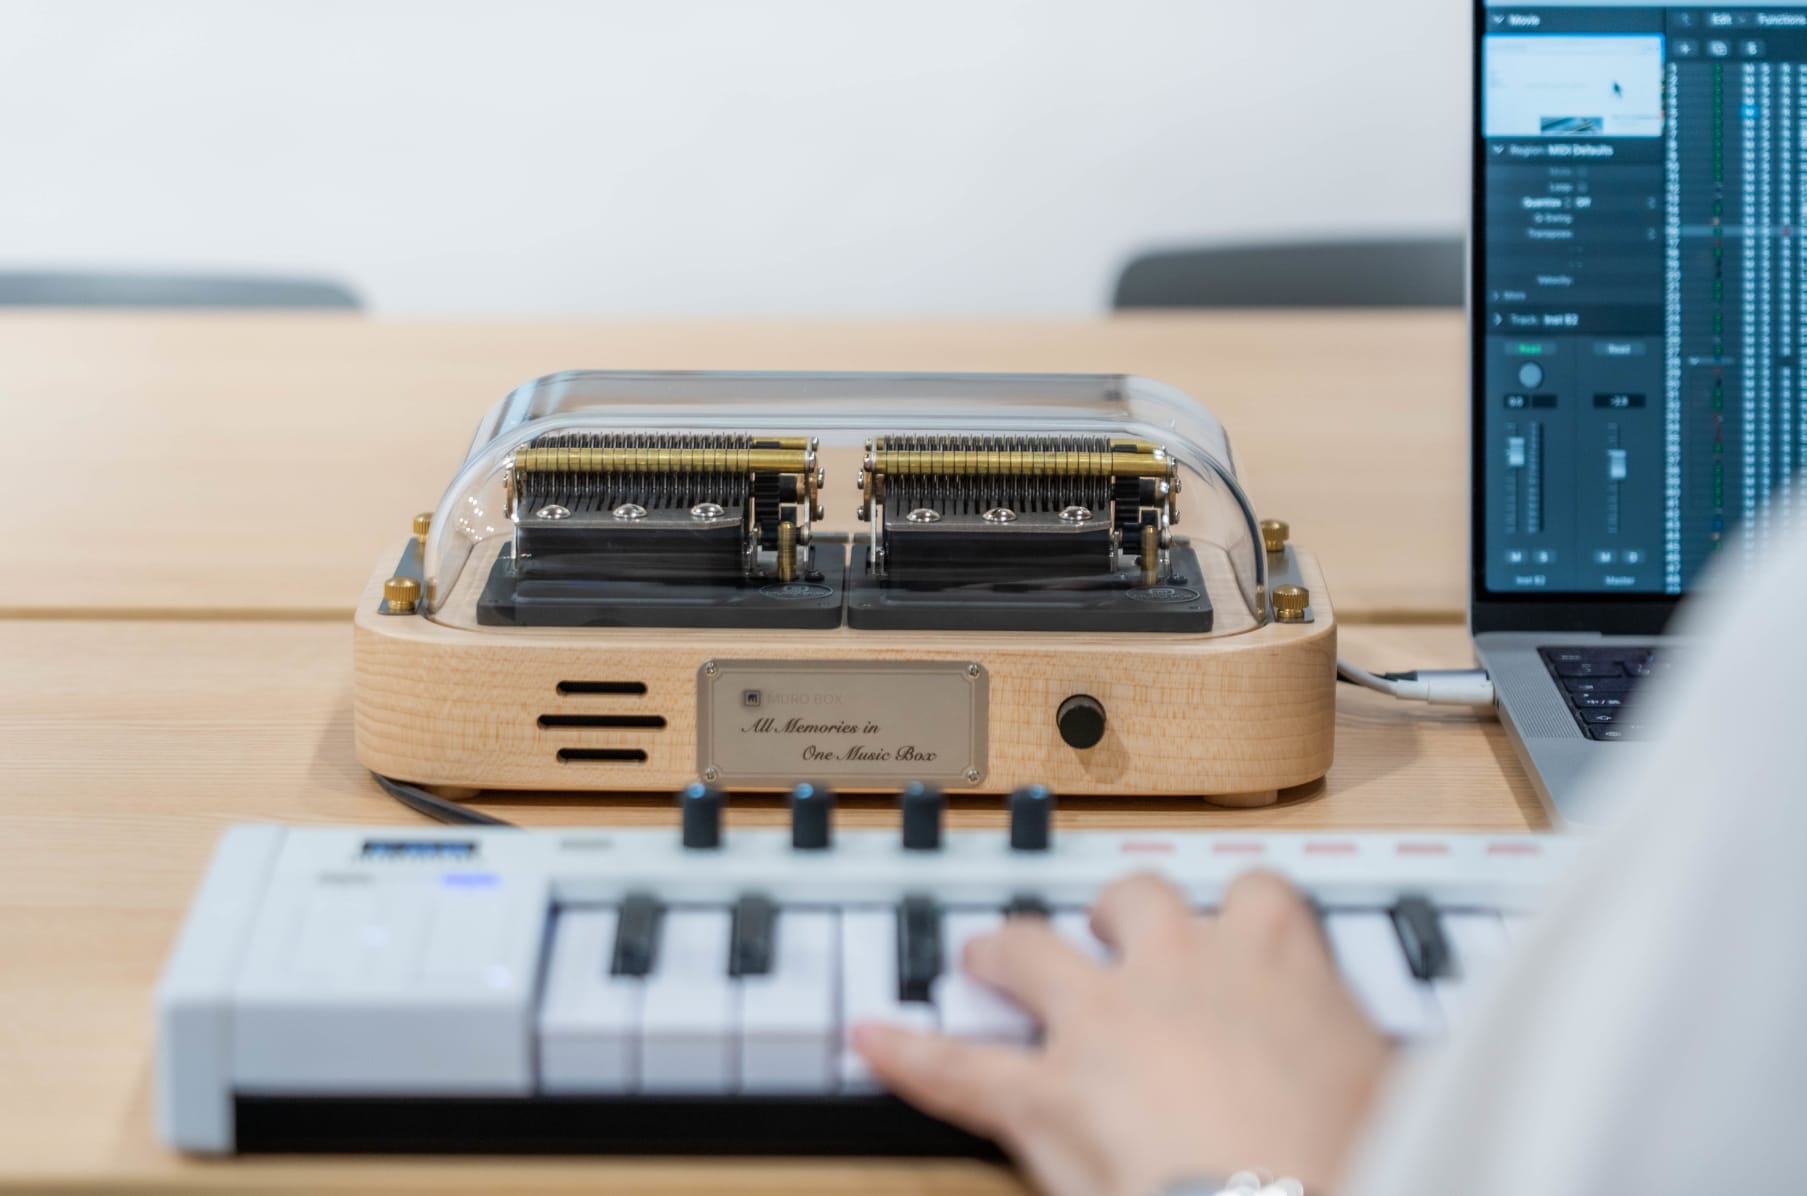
0;0;1471;316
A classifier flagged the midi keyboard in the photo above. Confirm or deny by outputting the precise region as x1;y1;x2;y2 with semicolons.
156;787;1574;1156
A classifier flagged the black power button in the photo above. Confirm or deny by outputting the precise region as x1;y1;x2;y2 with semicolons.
1056;695;1107;750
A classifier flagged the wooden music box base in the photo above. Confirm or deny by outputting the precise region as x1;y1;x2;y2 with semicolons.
353;539;1336;807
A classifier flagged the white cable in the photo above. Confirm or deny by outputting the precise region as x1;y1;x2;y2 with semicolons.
1335;658;1403;696
1336;659;1496;708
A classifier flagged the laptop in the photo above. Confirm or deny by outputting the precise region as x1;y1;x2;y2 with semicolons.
1471;1;1802;822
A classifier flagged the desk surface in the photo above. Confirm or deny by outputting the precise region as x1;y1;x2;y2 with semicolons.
0;310;1468;621
0;312;1526;1193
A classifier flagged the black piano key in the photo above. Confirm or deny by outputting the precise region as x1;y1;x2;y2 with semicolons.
1003;894;1051;920
728;894;777;978
610;892;663;977
1390;896;1452;981
896;895;942;1003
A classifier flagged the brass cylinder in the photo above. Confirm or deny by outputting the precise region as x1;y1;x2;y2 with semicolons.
1272;583;1309;623
1260;519;1290;554
1140;522;1158;587
777;521;797;582
511;446;811;474
867;446;1170;480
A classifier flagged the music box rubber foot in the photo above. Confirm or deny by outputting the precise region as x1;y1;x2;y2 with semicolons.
423;784;483;801
1203;789;1279;809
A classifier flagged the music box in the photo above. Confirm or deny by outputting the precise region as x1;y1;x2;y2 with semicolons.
352;372;1335;806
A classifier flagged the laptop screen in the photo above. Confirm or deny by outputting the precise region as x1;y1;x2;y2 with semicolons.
1476;2;1807;604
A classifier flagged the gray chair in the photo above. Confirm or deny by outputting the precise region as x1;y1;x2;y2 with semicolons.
0;270;360;309
1112;237;1464;309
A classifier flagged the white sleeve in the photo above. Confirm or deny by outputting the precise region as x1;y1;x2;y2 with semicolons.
1343;527;1807;1196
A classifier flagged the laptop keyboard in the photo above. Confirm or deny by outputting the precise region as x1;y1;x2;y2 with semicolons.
1537;646;1674;741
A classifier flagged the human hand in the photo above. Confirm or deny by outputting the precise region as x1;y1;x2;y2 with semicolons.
854;871;1394;1196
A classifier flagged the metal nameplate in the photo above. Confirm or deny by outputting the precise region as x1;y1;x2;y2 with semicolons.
697;660;988;787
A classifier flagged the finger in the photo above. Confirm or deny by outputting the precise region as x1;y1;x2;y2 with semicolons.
961;919;1103;1023
852;1021;1038;1137
1089;871;1195;958
1218;869;1322;960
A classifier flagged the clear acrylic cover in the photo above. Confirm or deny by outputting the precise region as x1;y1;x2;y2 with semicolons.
422;371;1268;636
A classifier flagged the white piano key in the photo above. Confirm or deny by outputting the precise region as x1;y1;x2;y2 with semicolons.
839;906;935;1091
933;909;1035;1047
1325;911;1442;1040
739;908;838;1093
537;907;639;1092
1433;912;1513;1026
639;908;736;1093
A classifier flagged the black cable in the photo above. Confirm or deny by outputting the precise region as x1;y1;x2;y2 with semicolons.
371;772;518;827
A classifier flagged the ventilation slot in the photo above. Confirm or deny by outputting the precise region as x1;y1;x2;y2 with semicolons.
556;681;648;696
538;714;667;730
556;748;649;764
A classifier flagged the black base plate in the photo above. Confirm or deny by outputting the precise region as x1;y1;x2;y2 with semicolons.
234;1094;1002;1158
477;539;849;630
847;541;1214;633
475;535;1214;633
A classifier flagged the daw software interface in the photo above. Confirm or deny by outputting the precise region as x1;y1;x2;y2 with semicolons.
1480;2;1807;595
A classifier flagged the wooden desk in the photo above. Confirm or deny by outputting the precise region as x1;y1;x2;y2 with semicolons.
0;310;1468;622
0;313;1532;1193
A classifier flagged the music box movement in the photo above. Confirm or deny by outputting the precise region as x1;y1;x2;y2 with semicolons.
351;371;1337;806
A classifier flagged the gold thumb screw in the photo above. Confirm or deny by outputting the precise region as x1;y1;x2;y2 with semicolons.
1272;583;1309;623
383;576;422;614
412;512;433;544
1259;519;1290;554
